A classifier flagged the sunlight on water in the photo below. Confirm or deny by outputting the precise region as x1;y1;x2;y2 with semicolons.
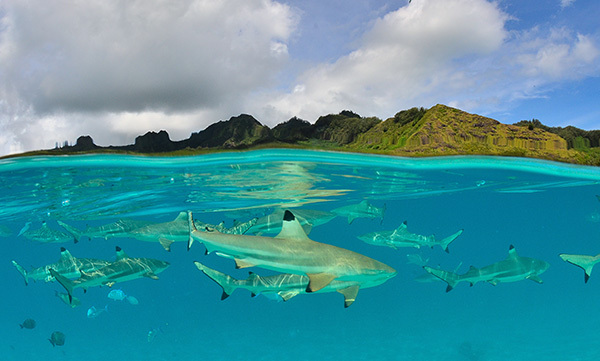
2;149;600;361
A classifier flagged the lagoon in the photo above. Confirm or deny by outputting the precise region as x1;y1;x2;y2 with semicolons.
2;150;600;360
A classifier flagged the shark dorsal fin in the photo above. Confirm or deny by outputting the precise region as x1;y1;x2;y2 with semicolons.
275;211;311;242
59;248;74;260
507;245;518;259
397;221;408;231
175;212;188;221
115;246;128;260
468;265;477;271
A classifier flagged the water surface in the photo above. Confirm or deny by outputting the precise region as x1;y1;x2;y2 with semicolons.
2;150;600;360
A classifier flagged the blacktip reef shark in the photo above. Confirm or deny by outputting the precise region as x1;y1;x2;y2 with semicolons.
60;212;257;251
57;219;153;242
424;245;549;292
247;208;336;235
50;246;170;303
12;247;111;285
558;253;600;283
20;222;77;244
358;221;463;253
127;212;193;251
195;261;392;308
331;200;385;224
188;210;396;298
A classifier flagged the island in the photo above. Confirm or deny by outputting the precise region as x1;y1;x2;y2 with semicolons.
3;104;600;166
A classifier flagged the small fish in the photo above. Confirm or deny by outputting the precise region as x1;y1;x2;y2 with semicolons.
20;318;36;329
87;305;108;318
49;331;66;347
107;289;127;301
108;289;139;305
147;326;164;342
18;222;31;237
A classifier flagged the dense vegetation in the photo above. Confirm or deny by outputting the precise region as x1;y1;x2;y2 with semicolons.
514;119;600;150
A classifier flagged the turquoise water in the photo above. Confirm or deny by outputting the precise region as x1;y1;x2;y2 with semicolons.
2;149;600;360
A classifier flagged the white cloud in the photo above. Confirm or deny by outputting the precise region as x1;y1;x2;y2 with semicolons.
560;0;576;8
1;0;297;113
0;0;297;154
514;28;599;81
255;0;510;122
253;0;599;124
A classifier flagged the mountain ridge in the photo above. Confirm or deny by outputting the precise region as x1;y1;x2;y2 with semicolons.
3;104;599;165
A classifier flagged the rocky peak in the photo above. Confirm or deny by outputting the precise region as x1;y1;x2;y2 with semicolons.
186;114;273;149
134;130;175;152
70;135;98;151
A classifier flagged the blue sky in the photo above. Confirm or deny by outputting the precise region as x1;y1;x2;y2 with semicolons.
0;0;598;155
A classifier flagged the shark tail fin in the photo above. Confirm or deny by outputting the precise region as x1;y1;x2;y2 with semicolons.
440;229;464;253
194;261;238;300
559;253;600;284
49;268;75;304
187;211;197;251
423;266;460;292
11;260;29;286
57;221;83;243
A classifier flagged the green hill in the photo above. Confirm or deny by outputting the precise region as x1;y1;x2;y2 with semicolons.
347;104;587;163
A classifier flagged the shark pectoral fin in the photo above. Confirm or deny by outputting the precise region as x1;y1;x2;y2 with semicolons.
278;291;300;302
584;272;590;283
234;258;256;269
306;273;336;293
144;272;159;280
105;281;116;287
300;223;313;235
11;260;29;286
158;238;174;252
49;268;74;303
347;216;355;224
527;275;543;284
488;279;499;286
337;285;360;308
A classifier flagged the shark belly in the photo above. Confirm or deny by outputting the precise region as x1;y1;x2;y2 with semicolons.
196;231;394;281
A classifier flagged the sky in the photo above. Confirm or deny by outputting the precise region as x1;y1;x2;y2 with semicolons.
0;0;599;155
